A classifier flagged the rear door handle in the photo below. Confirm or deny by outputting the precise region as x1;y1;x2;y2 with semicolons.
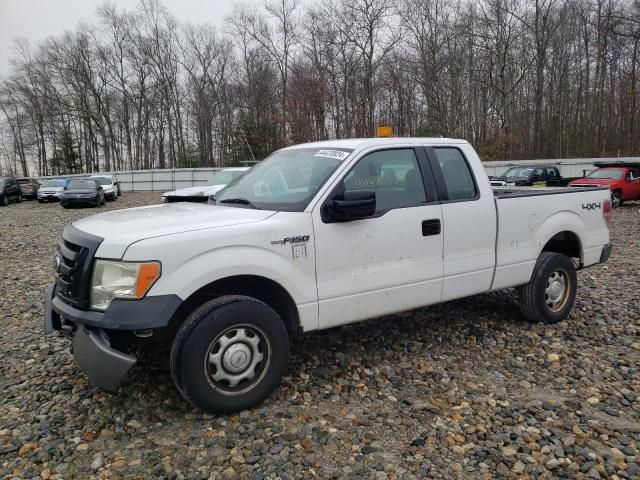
422;219;441;236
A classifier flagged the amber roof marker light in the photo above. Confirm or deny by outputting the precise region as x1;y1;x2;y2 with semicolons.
377;124;393;138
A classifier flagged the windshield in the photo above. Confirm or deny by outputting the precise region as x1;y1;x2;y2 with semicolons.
215;148;351;211
207;170;245;186
67;180;96;190
502;167;534;178
41;179;66;188
16;179;31;184
91;176;112;185
586;169;624;180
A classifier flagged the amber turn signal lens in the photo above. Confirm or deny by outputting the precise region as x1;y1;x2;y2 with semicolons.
135;262;161;297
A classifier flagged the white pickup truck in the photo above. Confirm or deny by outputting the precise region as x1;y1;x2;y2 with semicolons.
45;138;612;413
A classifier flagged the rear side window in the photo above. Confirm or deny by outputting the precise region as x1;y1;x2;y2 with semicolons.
343;148;427;214
433;148;477;201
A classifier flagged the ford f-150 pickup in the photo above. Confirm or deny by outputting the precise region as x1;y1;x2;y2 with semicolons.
44;138;613;413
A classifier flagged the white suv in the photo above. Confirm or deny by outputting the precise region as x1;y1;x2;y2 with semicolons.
90;175;120;201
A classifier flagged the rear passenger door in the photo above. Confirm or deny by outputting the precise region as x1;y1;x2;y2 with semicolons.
313;147;444;329
425;146;497;301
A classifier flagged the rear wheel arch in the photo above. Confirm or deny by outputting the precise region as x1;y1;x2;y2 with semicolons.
541;230;582;266
168;275;301;337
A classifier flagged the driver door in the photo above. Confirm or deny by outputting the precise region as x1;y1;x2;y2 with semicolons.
625;170;640;200
312;147;444;329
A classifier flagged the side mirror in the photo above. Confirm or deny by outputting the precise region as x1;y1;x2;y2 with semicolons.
325;190;376;222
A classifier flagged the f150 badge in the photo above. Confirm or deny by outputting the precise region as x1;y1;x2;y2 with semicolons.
271;235;309;259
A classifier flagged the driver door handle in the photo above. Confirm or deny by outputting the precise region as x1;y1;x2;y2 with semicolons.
422;219;441;236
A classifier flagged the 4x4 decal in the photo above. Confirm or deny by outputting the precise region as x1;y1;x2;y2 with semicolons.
582;202;601;210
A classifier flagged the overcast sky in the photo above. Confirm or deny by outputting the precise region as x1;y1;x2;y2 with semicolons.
0;0;237;76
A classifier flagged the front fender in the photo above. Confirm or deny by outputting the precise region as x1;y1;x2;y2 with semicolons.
149;245;317;306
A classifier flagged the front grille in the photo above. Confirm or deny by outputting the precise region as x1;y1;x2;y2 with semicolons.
54;224;103;309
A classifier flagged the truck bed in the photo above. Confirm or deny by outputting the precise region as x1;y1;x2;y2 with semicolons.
493;185;608;199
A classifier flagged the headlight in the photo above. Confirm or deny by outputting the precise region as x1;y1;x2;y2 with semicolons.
90;260;161;311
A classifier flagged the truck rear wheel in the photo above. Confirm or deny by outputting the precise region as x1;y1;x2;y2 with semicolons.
518;252;577;324
170;295;289;413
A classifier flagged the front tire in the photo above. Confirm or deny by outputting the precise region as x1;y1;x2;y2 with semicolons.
170;295;289;414
518;252;577;324
611;190;622;208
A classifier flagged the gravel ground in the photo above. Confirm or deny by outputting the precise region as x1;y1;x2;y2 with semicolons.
1;193;639;480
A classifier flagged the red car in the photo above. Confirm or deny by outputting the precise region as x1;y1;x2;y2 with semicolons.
569;165;640;207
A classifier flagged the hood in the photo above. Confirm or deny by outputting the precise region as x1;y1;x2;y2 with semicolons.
163;184;226;197
73;202;276;258
40;186;65;192
569;178;617;186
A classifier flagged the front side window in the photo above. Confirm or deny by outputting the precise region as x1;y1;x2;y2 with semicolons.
533;168;546;179
546;167;558;178
215;148;350;211
343;149;426;214
433;148;477;201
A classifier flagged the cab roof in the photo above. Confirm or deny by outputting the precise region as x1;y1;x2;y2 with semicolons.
283;137;468;151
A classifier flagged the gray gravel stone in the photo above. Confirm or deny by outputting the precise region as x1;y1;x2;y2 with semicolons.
0;193;639;478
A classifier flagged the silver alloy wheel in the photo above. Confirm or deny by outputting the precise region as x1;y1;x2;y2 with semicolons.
545;269;570;312
204;324;270;395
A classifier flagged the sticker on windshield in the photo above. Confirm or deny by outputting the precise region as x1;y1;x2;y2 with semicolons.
314;149;350;160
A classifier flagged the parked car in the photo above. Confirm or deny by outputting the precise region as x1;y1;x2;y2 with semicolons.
90;175;120;201
37;178;69;203
0;176;22;206
490;165;578;187
16;177;40;199
162;167;249;203
60;179;105;208
45;138;612;414
569;163;640;207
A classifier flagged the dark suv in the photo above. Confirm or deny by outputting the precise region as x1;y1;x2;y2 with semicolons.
17;177;41;199
0;177;22;206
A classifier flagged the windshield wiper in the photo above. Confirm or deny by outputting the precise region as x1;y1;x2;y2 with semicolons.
218;198;259;209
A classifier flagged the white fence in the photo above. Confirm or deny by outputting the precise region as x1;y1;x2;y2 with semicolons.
37;157;640;192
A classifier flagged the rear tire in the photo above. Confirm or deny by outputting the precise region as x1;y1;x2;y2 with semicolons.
518;252;577;324
170;295;289;414
17;193;22;203
1;196;8;206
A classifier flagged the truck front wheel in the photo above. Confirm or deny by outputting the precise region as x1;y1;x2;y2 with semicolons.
518;252;577;324
170;295;289;413
611;190;622;208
